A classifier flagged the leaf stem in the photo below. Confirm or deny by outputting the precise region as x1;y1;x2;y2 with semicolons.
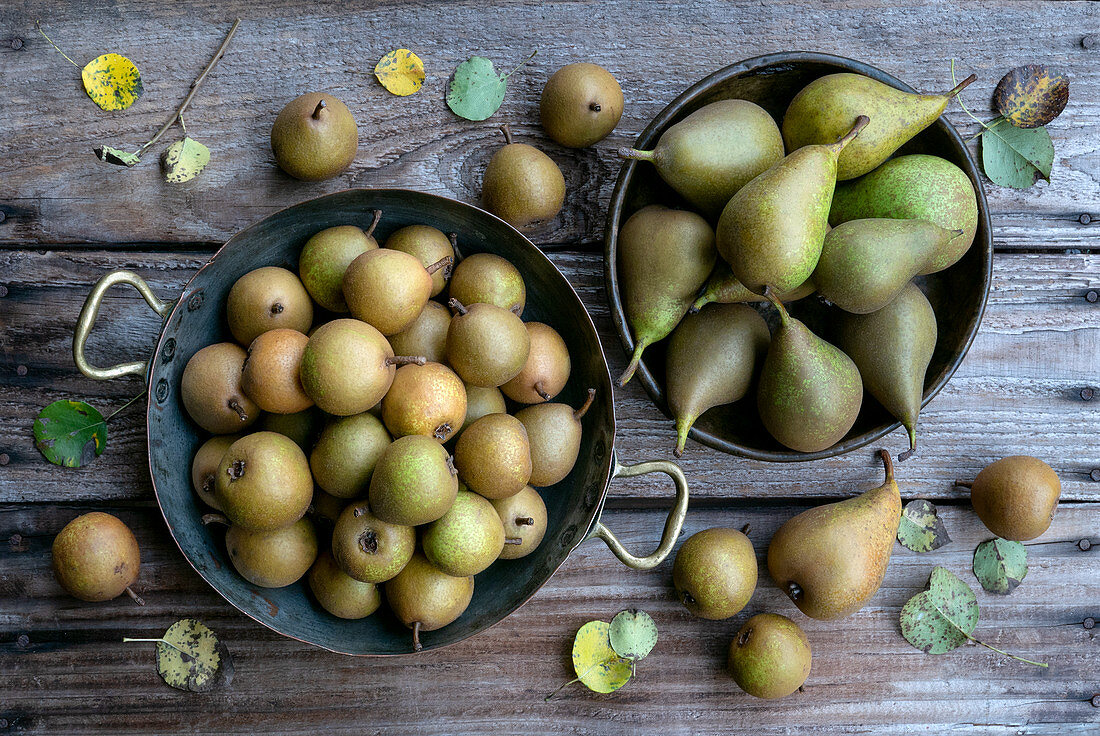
950;58;994;139
35;21;80;68
122;637;187;654
106;391;145;423
504;49;538;79
966;633;1049;668
135;18;241;157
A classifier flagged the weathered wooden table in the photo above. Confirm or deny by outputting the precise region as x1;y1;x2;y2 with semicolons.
2;1;1098;733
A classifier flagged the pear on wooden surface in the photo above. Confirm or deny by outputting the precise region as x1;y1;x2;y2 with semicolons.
717;116;869;295
757;292;862;454
767;450;902;620
727;613;812;699
673;527;758;620
813;218;957;314
838;282;937;460
691;261;814;313
783;72;976;180
830;154;979;274
963;456;1061;541
618;99;785;217
666;304;769;457
271;92;358;181
617;205;716;386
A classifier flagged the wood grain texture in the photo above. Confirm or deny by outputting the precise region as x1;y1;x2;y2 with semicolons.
0;0;1097;247
1;248;1098;504
1;503;1097;735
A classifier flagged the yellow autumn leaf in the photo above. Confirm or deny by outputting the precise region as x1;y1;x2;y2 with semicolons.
82;53;144;111
375;49;425;97
571;621;633;694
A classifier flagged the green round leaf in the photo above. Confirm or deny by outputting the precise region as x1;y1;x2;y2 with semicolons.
446;56;507;121
155;618;233;692
94;145;141;167
897;499;952;553
900;566;978;654
973;538;1028;595
161;137;210;183
994;65;1069;129
33;400;107;467
572;621;632;694
609;609;658;661
981;123;1054;190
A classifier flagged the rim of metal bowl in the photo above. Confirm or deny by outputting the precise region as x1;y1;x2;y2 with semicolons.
604;51;993;462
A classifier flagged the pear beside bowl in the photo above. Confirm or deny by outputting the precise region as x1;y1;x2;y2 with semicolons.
605;52;992;462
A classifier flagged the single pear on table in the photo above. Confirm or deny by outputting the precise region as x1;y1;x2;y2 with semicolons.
717;116;869;295
838;282;937;460
767;449;902;620
757;292;862;454
727;613;812;699
782;71;976;180
666;303;769;457
813;218;958;314
962;456;1061;541
616;204;716;386
618;99;785;218
830;154;979;274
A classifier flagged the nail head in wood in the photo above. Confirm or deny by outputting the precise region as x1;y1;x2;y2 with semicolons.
1083;617;1096;630
16;634;30;649
15;365;27;377
1086;290;1099;303
1091;469;1100;482
0;454;8;466
1080;213;1093;225
1083;34;1099;49
1082;387;1095;401
10;38;22;50
1079;539;1093;552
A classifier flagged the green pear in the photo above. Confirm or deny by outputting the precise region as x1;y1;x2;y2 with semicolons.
617;205;716;386
783;72;976;180
422;490;506;577
727;613;812;699
757;293;862;453
813;218;958;314
717;116;868;295
618;100;785;217
830;154;979;274
368;435;458;526
691;262;815;313
672;527;758;620
838;283;937;459
767;450;902;619
666;304;769;457
385;552;474;651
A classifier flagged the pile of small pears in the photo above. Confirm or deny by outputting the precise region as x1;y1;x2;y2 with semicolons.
617;70;980;458
180;212;595;651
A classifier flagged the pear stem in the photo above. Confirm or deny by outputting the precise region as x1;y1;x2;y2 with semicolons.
516;517;535;526
312;99;327;119
741;523;752;535
618;343;646;387
448;298;469;316
898;425;918;463
831;115;870;152
500;124;513;146
412;621;423;652
617;147;655;162
573;388;596;420
425;256;453;276
955;480;973;489
447;232;462;261
201;513;229;526
386;355;427;367
534;381;552;402
504;537;523;545
124;587;146;606
365;209;382;238
944;73;977;99
879;449;895;484
763;287;790;326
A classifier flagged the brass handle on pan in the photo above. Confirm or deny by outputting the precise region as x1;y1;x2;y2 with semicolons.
73;270;175;381
587;459;689;570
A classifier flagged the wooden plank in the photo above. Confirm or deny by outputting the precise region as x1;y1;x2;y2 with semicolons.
0;0;1097;247
1;248;1098;504
1;503;1097;735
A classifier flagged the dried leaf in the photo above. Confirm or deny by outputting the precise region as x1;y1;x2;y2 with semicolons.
94;145;141;167
161;137;210;183
33;400;106;468
973;538;1028;595
608;609;658;661
375;49;425;96
446;51;535;122
994;65;1069;129
154;619;233;692
981;123;1054;189
897;499;951;553
900;566;978;654
571;621;633;694
82;53;143;111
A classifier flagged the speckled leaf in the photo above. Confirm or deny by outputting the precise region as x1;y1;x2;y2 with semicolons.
93;145;141;167
375;49;425;96
609;609;658;661
33;400;106;467
981;123;1054;189
897;499;952;553
994;65;1069;128
973;538;1028;595
446;51;535;121
161;137;210;183
82;53;143;111
900;566;978;654
572;621;633;694
155;619;233;692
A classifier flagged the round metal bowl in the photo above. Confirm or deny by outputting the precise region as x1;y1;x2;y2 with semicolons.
605;52;993;462
73;189;688;655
